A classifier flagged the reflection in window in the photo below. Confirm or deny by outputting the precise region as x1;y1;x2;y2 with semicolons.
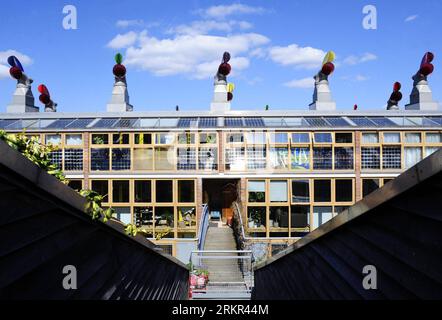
248;180;265;203
405;133;421;143
291;133;310;143
313;147;332;169
156;180;173;202
135;180;151;203
178;180;195;202
199;147;217;170
113;180;129;202
270;180;288;202
225;147;245;170
314;180;331;202
114;207;131;224
269;147;288;169
247;207;266;228
91;180;108;202
426;133;442;143
45;134;61;145
362;133;379;144
405;147;422;168
269;207;289;228
291;147;310;170
270;133;288;144
112;148;131;170
362;147;380;169
156;133;175;144
335;180;353;202
177;147;197;170
383;132;400;143
382;146;401;169
155;147;174;170
133;148;153;170
291;205;309;228
91;148;110;171
64;149;83;171
425;147;440;158
363;179;379;197
334;147;354;169
247;147;266;170
292;180;309;203
65;134;82;145
312;206;333;230
314;133;332;143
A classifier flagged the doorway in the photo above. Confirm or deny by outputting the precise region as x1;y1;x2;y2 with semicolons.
202;179;239;223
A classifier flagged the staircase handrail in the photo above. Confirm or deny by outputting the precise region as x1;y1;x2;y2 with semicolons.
197;203;210;251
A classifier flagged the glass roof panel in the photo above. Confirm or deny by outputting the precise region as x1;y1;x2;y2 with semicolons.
113;118;138;128
367;117;397;126
45;119;76;129
157;118;178;127
225;117;244;127
284;117;307;126
324;117;352;126
65;118;95;128
198;117;217;128
349;117;377;127
304;117;329;127
263;117;286;127
0;119;19;129
92;118;118;128
244;117;265;127
6;119;39;129
427;117;442;125
139;118;159;127
177;117;198;128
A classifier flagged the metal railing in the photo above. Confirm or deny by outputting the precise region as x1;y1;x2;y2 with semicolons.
190;250;254;299
197;203;209;251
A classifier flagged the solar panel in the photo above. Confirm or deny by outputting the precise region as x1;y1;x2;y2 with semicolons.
66;118;94;128
367;117;397;127
177;117;198;128
92;118;118;128
244;117;265;127
427;117;442;125
423;117;442;126
225;117;244;127
324;117;351;126
198;117;217;128
7;119;39;129
113;118;138;128
349;117;377;127
304;117;329;127
0;119;19;129
45;119;76;129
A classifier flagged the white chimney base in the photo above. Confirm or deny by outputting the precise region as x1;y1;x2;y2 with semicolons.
7;85;38;113
405;76;439;110
106;80;133;112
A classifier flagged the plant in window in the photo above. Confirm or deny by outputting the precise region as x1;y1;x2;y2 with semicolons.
93;135;105;144
206;134;216;144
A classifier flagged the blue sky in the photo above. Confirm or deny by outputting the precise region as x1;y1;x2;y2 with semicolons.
0;0;441;112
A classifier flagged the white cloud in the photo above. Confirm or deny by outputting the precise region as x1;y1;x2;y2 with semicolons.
355;74;368;81
107;31;138;49
116;19;145;28
269;44;326;69
284;77;314;89
198;4;266;19
343;52;377;65
109;31;269;79
341;74;369;82
0;50;33;79
405;15;418;22
169;20;253;35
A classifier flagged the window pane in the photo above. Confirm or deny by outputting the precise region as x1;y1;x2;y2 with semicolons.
314;180;331;202
156;133;175;144
225;147;245;170
405;147;422;168
334;147;354;169
335;133;352;143
155;207;174;228
425;147;440;158
292;180;309;203
91;134;108;144
405;133;421;143
426;133;442;143
64;149;83;171
112;148;131;170
133;148;153;170
270;133;288;144
65;134;82;145
68;180;82;191
135;180;151;202
247;207;266;228
247;147;266;170
269;207;289;228
113;133;129;144
362;133;379;144
246;132;266;144
248;180;266;202
135;133;151;144
269;147;288;169
200;133;217;144
156;180;173;202
177;147;197;170
91;180;108;202
134;206;153;227
382;146;401;169
113;180;129;202
178;207;196;227
114;207;131;224
177;133;195;144
45;134;61;145
91;148;109;171
362;147;380;169
291;133;310;143
383;132;400;143
49;150;62;169
154;147;174;170
178;180;195;202
291;205;309;228
363;179;379;197
199;147;217;170
226;133;244;143
270;180;288;202
334;206;349;215
313;206;333;229
314;132;332;143
313;147;332;169
291;147;310;170
335;180;353;202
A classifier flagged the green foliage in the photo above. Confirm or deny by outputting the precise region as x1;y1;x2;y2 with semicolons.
79;189;115;222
